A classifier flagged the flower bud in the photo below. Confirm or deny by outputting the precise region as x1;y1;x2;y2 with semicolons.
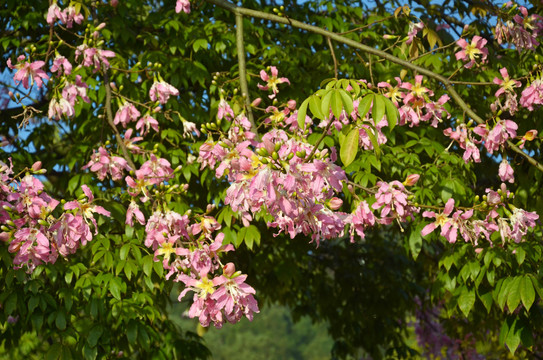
96;23;107;31
251;98;262;107
223;262;236;277
31;161;42;172
523;130;538;141
0;232;10;242
328;197;343;210
403;173;420;186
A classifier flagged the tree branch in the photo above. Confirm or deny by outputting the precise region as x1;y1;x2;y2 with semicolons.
235;13;259;139
206;0;543;172
104;73;136;170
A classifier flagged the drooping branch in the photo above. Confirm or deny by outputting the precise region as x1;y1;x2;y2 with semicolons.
235;13;259;139
206;0;543;173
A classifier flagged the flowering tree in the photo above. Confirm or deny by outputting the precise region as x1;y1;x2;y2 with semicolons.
1;0;543;358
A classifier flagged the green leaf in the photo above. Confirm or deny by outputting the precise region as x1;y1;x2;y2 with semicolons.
360;126;381;157
349;80;361;96
478;289;493;313
193;38;208;52
109;278;122;300
55;311;66;330
515;246;526;265
458;287;475;317
127;319;138;343
142;255;153;277
46;343;63;360
297;98;309;130
339;89;354;115
309;95;324;120
520;275;535;311
384;97;399;130
120;243;130;260
506;277;521;313
87;326;103;348
320;89;333;118
83;344;97;360
5;293;17;315
409;223;424;260
331;89;343;119
505;318;521;355
357;94;373;119
340;128;359;167
372;94;385;123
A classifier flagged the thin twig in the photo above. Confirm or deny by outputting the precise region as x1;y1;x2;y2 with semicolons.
327;36;338;78
104;73;136;170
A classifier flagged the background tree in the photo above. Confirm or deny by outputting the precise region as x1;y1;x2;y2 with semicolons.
1;0;543;359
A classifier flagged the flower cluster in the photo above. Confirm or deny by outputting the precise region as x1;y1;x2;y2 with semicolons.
421;187;539;247
49;75;91;120
82;146;132;181
200;127;348;245
379;76;450;128
126;204;259;328
496;6;543;51
1;162;110;273
47;3;85;28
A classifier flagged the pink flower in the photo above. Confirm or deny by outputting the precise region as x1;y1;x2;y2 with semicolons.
218;99;235;121
520;79;543;111
499;159;514;183
126;201;146;226
455;36;488;68
114;103;141;128
62;6;85;28
421;198;456;242
50;56;72;76
257;66;290;99
493;68;521;98
7;56;49;89
48;98;74;120
64;185;111;233
82;147;131;181
175;0;191;14
46;4;65;25
75;45;115;72
149;81;179;104
406;22;424;45
136;114;159;135
349;201;375;241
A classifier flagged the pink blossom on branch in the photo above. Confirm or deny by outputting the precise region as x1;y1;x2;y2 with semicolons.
149;81;179;104
455;36;488;69
175;0;191;14
6;55;49;90
257;66;290;99
493;67;521;98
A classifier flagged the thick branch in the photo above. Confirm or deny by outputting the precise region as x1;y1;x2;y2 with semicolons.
207;0;543;172
235;13;259;139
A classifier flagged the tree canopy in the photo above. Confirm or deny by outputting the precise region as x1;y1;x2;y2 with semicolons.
1;0;543;358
